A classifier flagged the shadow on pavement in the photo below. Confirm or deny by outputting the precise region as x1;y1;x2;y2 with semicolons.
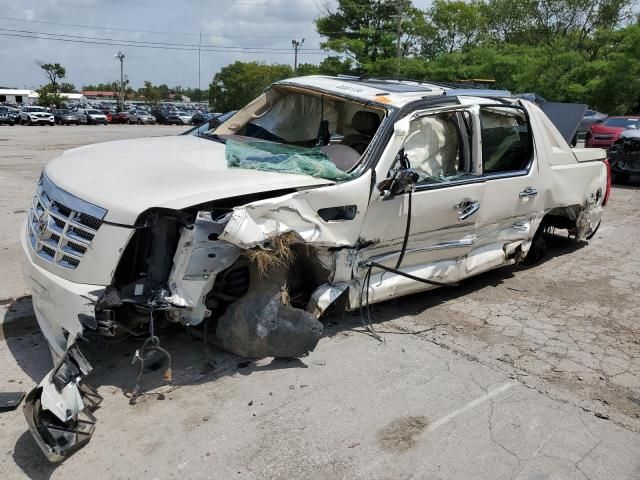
13;431;59;480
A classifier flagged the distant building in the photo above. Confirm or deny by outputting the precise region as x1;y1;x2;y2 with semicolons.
0;88;86;105
82;90;117;101
0;89;34;104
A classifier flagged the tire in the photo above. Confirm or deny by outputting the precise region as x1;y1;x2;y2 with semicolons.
138;119;142;125
50;122;54;126
27;117;32;126
524;220;548;265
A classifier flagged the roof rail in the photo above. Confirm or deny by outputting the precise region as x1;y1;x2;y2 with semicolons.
444;88;512;98
357;76;505;91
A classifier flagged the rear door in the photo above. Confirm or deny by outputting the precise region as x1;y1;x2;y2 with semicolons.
467;104;540;278
355;105;486;306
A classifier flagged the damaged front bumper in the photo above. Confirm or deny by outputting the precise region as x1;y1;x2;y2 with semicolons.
23;345;103;462
20;224;105;461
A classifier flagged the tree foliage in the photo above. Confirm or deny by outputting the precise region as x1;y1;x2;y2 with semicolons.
37;83;64;108
40;63;66;86
208;61;294;111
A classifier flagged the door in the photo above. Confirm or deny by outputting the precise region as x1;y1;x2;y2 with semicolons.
355;106;485;306
466;105;541;279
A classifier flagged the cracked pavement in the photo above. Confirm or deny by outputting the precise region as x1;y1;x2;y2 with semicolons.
0;126;639;479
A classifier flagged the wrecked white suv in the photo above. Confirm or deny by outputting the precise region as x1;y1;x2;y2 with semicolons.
20;76;610;460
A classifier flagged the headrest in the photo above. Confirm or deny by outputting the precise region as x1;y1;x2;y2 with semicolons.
351;111;381;135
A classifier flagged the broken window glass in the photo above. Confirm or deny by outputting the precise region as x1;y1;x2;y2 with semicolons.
226;139;355;181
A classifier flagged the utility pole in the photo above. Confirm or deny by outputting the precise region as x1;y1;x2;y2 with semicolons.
115;51;125;111
198;33;202;100
396;1;403;72
291;38;304;74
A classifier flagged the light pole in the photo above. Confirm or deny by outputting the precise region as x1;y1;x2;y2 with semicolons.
291;38;304;74
115;51;125;111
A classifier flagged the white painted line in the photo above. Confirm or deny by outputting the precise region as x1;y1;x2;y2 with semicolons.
427;381;517;432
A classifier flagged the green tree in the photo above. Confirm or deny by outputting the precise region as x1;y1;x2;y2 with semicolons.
209;61;293;111
40;62;66;87
37;83;64;108
316;0;414;66
140;80;161;106
59;82;76;93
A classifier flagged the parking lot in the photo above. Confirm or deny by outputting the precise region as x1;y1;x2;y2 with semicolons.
0;125;639;479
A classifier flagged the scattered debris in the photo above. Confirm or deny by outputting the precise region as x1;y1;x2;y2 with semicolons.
595;412;609;420
0;391;25;412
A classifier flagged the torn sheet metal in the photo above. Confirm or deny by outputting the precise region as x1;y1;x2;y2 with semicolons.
165;211;240;325
220;170;372;249
306;281;349;317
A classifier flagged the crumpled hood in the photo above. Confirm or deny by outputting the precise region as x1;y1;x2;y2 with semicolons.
45;135;334;225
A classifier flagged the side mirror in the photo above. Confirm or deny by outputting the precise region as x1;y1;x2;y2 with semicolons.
377;168;419;197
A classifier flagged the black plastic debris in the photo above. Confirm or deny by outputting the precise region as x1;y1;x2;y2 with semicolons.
0;391;25;412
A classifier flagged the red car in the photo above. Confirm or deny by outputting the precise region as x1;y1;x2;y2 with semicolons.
586;116;640;148
101;110;113;123
112;111;130;124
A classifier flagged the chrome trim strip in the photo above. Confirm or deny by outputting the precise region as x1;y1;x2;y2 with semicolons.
371;238;475;263
41;173;107;221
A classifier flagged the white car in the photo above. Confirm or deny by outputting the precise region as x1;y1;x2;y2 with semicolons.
20;76;609;461
175;110;193;124
19;106;54;126
78;108;107;125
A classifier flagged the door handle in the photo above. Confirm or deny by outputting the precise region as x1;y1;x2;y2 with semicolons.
519;187;538;198
457;200;480;221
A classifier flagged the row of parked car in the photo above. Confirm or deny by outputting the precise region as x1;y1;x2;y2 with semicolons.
0;104;218;126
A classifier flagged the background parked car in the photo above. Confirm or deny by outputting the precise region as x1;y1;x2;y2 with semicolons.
0;106;16;125
19;106;54;126
78;108;108;125
53;109;80;125
586;116;640;148
607;129;640;183
152;108;182;125
112;111;130;124
101;109;114;123
578;109;608;134
127;110;156;124
175;110;193;125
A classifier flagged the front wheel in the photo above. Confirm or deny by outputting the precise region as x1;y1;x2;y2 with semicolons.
27;117;32;126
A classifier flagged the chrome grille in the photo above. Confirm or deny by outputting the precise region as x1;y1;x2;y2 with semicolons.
27;173;107;270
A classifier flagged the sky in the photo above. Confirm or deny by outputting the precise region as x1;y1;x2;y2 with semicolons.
0;0;431;91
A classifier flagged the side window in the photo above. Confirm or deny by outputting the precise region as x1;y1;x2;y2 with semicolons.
480;107;532;174
404;112;469;185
